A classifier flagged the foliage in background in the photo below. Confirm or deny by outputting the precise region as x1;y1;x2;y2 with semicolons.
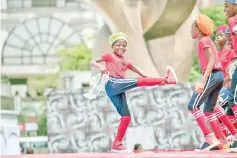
36;114;48;136
25;43;92;136
18;114;28;124
28;74;59;101
188;56;202;82
28;43;92;99
18;114;48;136
57;42;92;71
200;6;228;41
21;6;228;136
188;6;227;82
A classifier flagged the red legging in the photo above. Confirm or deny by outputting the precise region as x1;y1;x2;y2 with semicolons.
137;77;167;86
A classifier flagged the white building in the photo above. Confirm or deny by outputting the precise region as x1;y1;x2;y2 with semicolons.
1;0;103;155
1;0;103;97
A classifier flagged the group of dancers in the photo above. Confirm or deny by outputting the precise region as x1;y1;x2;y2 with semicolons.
88;0;237;152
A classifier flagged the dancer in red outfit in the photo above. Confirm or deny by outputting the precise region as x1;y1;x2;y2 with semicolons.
188;14;228;151
90;32;178;152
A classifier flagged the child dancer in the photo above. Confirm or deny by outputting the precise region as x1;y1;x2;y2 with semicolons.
225;0;237;119
90;32;178;152
224;0;237;149
188;14;228;150
225;27;233;49
214;26;237;141
224;27;237;129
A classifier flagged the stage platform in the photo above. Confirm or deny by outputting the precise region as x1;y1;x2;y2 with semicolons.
1;151;237;158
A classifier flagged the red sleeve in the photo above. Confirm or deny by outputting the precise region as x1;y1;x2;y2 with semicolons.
221;49;233;72
199;38;211;52
223;49;232;64
102;52;112;61
126;61;132;69
229;50;236;62
228;16;237;33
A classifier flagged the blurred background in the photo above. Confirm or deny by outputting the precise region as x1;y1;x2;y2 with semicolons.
0;0;229;155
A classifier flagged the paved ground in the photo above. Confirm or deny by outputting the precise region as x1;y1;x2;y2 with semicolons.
2;150;237;158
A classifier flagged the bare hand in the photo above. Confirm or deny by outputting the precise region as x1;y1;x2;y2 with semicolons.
223;81;230;87
195;82;205;93
100;66;107;74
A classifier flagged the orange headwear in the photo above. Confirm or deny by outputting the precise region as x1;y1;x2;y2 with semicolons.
195;14;214;36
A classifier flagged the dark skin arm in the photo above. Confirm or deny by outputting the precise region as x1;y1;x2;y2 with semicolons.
195;47;215;93
128;64;149;78
89;58;107;74
90;58;151;77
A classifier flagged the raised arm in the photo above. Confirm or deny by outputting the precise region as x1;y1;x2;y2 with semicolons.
128;64;149;78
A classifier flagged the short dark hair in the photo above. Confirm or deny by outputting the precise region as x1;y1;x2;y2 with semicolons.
134;144;142;150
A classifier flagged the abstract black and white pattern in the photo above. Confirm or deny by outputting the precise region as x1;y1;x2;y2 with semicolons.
46;84;202;153
1;118;20;155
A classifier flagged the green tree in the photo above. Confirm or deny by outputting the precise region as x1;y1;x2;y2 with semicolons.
25;43;92;136
188;55;202;82
28;74;59;100
57;42;92;71
18;42;92;136
37;114;48;136
18;114;28;124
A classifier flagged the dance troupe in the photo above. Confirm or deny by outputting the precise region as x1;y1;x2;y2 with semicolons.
86;0;237;152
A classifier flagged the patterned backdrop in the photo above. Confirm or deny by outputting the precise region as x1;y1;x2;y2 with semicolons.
45;84;203;153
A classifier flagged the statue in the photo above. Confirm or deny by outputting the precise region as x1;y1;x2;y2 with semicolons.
92;0;198;82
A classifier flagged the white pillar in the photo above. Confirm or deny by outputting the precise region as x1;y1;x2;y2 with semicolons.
0;96;21;155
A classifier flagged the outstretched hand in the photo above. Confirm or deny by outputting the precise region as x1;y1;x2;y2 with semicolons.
100;66;108;74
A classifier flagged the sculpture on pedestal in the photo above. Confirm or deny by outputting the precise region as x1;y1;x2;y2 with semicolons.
92;0;198;82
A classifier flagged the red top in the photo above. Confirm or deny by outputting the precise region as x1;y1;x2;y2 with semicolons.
218;48;232;77
198;36;222;73
103;52;131;78
228;16;237;59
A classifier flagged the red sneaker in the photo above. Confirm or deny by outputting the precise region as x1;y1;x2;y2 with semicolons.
166;66;178;84
111;141;131;153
